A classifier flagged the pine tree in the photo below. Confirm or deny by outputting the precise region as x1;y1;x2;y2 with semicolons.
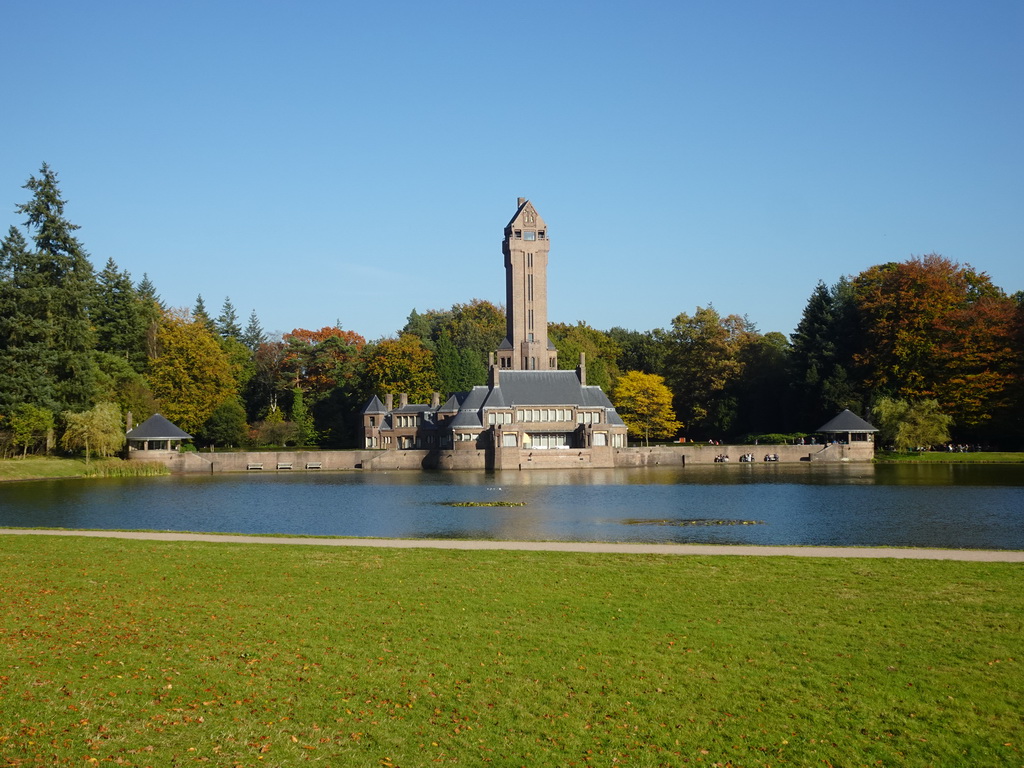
2;165;98;413
136;273;163;363
94;257;148;370
216;297;242;338
241;309;266;351
193;295;216;333
0;227;54;412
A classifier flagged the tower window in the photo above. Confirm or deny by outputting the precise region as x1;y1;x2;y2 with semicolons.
527;252;533;267
514;230;522;239
538;230;545;239
524;231;536;241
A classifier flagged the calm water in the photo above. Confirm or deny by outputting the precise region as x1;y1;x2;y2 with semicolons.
1;464;1022;549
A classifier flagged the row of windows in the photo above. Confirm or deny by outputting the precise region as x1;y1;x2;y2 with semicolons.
507;409;603;424
394;414;420;428
497;354;557;369
523;355;558;369
513;230;545;240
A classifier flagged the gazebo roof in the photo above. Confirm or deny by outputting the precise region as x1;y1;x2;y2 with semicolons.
127;413;192;440
817;409;877;433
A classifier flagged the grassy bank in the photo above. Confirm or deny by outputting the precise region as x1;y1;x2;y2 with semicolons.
0;456;168;482
876;451;1024;463
1;536;1021;766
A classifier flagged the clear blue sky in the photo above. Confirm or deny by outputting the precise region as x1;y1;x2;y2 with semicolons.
2;0;1021;341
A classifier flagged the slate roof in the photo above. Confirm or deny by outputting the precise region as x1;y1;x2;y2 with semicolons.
127;414;192;440
449;410;484;429
817;409;878;433
362;395;388;415
490;371;605;407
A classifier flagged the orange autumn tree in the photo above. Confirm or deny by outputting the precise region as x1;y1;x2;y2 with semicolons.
282;327;366;400
852;255;1017;430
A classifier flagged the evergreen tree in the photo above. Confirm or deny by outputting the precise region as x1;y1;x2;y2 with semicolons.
0;226;53;411
216;297;242;338
193;295;216;333
2;165;98;412
94;257;148;370
434;328;486;394
136;273;163;362
789;280;863;427
241;309;267;351
290;388;316;446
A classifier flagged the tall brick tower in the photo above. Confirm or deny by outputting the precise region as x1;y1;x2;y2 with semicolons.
495;198;558;371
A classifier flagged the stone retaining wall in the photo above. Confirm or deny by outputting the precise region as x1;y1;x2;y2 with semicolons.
137;441;873;474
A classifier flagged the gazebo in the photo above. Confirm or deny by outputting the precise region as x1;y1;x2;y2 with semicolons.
817;409;877;445
126;414;192;452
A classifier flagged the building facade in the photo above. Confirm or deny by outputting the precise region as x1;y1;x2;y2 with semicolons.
361;199;628;468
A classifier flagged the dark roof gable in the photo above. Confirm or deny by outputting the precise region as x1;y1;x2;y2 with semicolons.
817;409;877;433
127;413;192;440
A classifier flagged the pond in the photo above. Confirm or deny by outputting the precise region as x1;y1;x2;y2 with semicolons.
1;463;1022;549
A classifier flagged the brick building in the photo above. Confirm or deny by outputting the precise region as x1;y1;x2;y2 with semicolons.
361;198;628;467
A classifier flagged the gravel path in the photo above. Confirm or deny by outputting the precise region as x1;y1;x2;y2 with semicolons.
2;528;1022;561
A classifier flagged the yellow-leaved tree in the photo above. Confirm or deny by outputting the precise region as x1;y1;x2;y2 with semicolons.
147;309;236;434
612;371;682;446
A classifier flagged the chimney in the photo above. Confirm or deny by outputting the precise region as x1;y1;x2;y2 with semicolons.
125;410;133;434
490;360;500;388
431;392;440;408
577;352;587;386
517;197;526;208
385;394;393;412
399;393;409;409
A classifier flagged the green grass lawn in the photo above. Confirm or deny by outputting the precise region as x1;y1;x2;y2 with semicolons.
0;457;167;482
876;451;1024;463
0;537;1021;766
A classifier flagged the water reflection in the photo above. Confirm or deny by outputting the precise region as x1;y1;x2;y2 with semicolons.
0;464;1022;549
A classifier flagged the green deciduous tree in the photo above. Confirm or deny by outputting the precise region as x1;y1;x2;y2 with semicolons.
662;306;757;438
147;309;237;434
607;327;667;375
200;399;249;448
5;403;55;457
60;402;124;462
612;371;682;446
549;322;621;391
402;299;505;391
872;396;952;452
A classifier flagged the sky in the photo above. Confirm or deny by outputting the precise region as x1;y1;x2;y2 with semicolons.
2;0;1021;342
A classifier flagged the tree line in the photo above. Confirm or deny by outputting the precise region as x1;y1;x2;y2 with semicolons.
2;165;1022;457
